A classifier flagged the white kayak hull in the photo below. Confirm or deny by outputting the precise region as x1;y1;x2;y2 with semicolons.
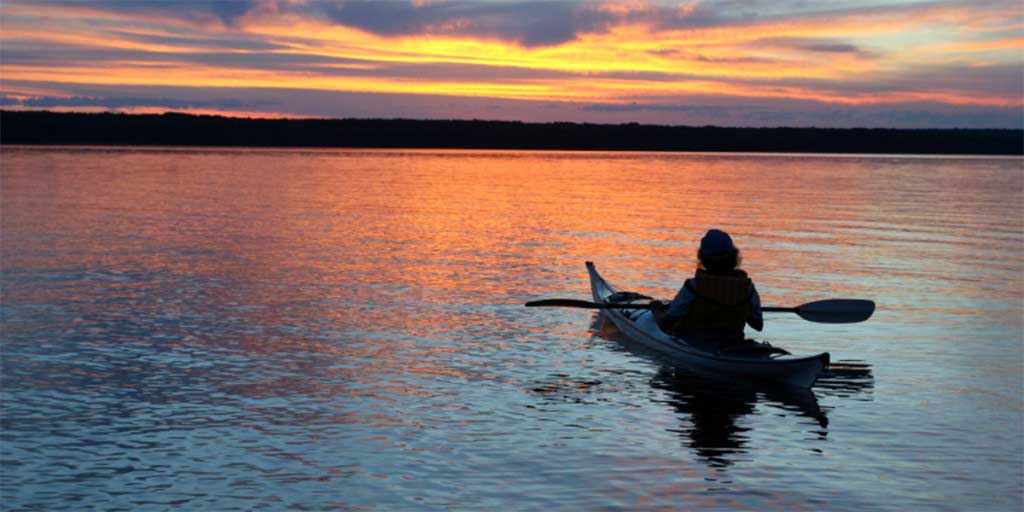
587;262;829;389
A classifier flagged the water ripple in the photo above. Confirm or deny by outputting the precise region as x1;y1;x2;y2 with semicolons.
2;148;1021;511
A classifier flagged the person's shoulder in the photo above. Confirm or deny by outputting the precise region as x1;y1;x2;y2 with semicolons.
674;278;696;298
734;269;758;290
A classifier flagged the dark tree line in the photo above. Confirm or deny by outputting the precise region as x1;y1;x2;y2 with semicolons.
1;110;1020;154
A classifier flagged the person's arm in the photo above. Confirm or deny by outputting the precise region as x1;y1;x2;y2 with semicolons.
649;299;668;329
655;281;695;332
747;283;764;331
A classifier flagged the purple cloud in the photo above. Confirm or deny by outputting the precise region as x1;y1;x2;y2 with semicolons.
753;37;877;58
2;94;274;111
4;80;1019;129
307;1;586;47
39;0;257;27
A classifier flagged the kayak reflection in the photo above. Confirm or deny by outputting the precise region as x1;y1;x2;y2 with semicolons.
650;368;825;467
591;313;873;467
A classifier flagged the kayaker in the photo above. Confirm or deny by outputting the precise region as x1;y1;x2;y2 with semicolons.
650;229;763;350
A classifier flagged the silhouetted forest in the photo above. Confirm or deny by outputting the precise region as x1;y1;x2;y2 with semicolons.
2;110;1021;154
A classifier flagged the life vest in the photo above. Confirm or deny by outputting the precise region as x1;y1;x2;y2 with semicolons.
675;269;753;334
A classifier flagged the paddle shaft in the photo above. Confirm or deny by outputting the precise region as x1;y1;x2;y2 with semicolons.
524;299;652;309
528;300;795;312
525;298;874;323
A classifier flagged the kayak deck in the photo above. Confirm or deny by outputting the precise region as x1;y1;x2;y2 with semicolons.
586;262;829;389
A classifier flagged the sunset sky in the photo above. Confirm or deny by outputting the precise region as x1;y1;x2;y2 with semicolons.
1;0;1021;128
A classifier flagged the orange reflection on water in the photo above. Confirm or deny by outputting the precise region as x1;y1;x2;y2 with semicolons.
3;147;1019;406
4;146;1022;512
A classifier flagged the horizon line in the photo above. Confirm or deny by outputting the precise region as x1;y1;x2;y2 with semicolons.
3;109;1021;132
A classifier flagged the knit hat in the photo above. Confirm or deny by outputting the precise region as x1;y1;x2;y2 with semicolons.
699;229;736;258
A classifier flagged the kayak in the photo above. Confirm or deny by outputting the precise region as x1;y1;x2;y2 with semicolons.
587;261;829;389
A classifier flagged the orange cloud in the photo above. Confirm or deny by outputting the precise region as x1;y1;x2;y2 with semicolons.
1;0;1020;125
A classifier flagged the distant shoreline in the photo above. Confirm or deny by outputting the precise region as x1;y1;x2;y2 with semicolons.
2;110;1021;155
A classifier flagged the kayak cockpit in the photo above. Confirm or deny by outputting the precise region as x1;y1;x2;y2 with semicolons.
603;288;790;360
586;261;829;388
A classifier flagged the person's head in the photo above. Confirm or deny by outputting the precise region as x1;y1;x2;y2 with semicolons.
697;229;741;273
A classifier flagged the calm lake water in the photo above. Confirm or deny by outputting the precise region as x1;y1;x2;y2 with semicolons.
2;146;1022;511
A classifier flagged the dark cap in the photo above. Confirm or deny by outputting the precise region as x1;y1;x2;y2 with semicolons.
699;229;736;258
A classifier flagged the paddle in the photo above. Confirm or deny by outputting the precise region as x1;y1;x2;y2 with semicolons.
762;299;874;324
525;299;654;309
525;298;875;324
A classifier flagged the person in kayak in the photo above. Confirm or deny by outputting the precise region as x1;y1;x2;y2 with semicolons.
650;229;764;351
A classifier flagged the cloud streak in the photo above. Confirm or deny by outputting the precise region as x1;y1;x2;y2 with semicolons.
3;80;1019;128
0;0;1020;127
3;94;272;111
